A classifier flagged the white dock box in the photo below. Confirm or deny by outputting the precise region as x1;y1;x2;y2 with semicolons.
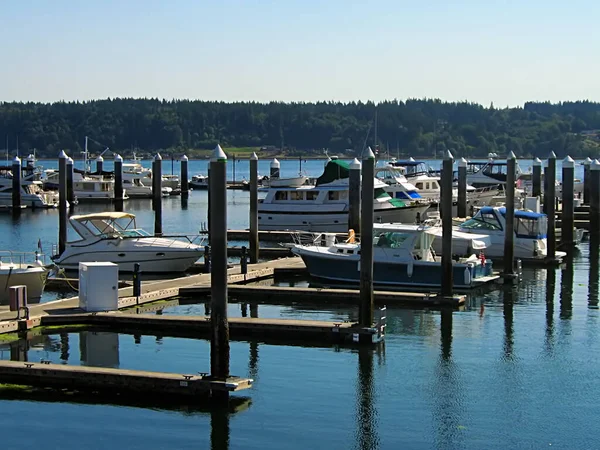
79;262;119;312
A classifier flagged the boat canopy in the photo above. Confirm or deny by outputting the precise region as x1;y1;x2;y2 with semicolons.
70;212;136;221
316;160;350;186
489;206;544;220
423;227;491;250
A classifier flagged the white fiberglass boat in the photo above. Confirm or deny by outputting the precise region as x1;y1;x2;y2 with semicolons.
258;159;430;232
52;212;205;272
441;206;567;262
291;223;494;289
0;251;49;304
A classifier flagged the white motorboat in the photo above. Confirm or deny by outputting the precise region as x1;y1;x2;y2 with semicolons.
52;212;205;272
265;175;309;188
0;169;59;208
122;177;171;198
442;206;567;262
73;175;128;202
291;223;494;289
0;251;49;304
123;161;181;191
258;159;430;232
190;174;208;190
375;165;430;203
466;158;523;189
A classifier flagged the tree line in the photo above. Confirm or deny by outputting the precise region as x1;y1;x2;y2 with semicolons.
0;98;599;158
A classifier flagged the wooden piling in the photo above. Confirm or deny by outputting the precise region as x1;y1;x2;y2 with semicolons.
114;154;124;212
153;154;163;236
532;157;542;199
457;157;467;218
11;156;21;210
590;160;600;242
249;152;259;264
180;155;189;198
270;158;280;179
561;156;575;250
58;151;68;254
359;148;375;329
583;157;592;205
441;151;454;297
348;158;361;234
209;145;230;392
545;152;557;261
96;155;104;174
502;152;517;281
66;157;75;209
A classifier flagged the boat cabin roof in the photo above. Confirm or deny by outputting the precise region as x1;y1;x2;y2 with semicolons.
479;206;544;219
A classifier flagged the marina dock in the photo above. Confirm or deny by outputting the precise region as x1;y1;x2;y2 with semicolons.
0;360;251;398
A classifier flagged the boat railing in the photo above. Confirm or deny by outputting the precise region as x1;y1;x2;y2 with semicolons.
290;231;341;247
0;250;47;267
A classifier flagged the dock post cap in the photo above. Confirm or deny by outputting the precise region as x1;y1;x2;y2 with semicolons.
58;150;68;159
592;160;600;171
364;147;375;160
250;152;258;161
584;157;593;165
533;157;542;166
12;155;21;164
180;154;188;162
96;155;104;162
114;154;123;162
562;156;575;168
270;158;280;167
350;158;362;169
548;151;557;159
458;157;467;167
67;157;74;164
211;145;227;162
154;153;162;161
409;156;415;162
507;151;516;160
444;150;454;160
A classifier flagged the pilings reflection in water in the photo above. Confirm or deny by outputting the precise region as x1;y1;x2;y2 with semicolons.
432;308;465;449
354;347;381;450
545;268;557;356
589;236;600;309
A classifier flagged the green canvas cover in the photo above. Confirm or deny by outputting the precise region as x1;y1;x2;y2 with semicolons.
316;160;351;186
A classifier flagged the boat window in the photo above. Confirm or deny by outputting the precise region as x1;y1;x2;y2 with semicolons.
275;191;288;200
415;182;424;190
374;231;409;248
290;191;304;200
515;216;546;238
306;191;318;200
339;191;348;200
461;212;502;231
328;191;340;201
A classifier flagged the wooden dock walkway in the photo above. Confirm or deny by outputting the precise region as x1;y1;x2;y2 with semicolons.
0;360;251;398
39;312;386;344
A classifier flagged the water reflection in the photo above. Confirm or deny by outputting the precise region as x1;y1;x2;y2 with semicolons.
211;406;231;450
545;269;557;356
354;347;379;450
503;287;515;361
589;238;599;309
432;308;464;449
559;260;574;320
79;332;120;368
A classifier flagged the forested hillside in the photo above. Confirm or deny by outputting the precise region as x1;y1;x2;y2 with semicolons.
1;98;599;158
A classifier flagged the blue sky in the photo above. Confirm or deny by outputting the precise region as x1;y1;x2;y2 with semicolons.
2;0;598;106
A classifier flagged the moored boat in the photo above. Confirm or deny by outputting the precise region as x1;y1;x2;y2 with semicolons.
52;212;205;272
258;159;430;232
292;223;494;289
0;251;49;304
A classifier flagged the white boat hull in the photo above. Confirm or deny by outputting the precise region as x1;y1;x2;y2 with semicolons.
258;203;430;232
54;237;203;273
0;193;56;208
0;267;48;304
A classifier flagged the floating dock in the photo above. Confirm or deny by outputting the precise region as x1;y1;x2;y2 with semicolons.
0;360;251;398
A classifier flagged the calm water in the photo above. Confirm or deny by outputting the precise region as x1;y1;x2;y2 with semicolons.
0;158;597;449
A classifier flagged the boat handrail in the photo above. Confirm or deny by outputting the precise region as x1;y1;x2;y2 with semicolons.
0;250;47;267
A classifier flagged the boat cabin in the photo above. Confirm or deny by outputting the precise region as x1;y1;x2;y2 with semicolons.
460;206;547;238
389;160;431;178
375;166;422;200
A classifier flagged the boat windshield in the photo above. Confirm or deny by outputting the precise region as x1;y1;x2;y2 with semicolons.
120;229;152;238
515;216;547;239
460;211;503;231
